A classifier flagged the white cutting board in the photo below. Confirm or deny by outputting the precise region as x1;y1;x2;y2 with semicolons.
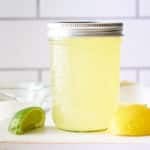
1;120;150;150
1;84;150;150
1;119;150;144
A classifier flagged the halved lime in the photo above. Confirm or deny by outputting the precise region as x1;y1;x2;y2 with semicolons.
8;107;45;135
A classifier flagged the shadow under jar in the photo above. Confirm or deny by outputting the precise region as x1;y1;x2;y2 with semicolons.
48;22;123;132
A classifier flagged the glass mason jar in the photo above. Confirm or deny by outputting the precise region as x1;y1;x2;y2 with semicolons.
48;22;123;132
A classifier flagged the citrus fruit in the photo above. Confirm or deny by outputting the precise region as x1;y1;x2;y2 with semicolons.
110;104;150;136
8;107;45;135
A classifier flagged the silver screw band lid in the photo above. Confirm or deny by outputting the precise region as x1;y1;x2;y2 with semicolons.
48;22;123;38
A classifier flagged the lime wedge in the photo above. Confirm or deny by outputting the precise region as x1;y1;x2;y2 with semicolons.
8;107;45;135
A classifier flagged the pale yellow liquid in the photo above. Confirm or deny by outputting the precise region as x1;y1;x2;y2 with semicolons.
50;37;121;131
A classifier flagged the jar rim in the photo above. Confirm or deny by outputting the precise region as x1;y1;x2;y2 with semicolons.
48;22;123;38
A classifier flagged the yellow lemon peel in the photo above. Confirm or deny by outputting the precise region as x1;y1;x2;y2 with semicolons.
110;104;150;136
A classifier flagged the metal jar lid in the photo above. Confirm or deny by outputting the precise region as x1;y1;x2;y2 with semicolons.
48;22;123;38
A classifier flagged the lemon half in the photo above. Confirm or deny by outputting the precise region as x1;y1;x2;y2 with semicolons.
110;104;150;136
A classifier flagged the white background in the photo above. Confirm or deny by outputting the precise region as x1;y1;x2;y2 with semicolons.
0;0;149;83
0;1;150;149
